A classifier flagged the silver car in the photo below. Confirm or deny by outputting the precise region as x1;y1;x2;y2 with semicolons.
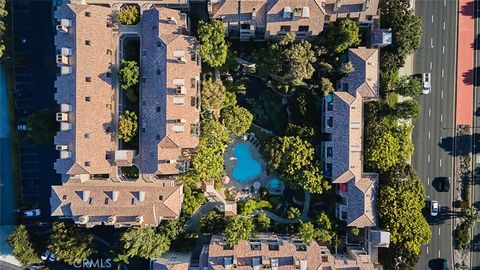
422;73;431;94
430;201;439;216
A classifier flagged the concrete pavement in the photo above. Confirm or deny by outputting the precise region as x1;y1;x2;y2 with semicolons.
412;0;457;269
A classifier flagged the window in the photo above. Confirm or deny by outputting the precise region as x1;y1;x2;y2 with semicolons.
326;147;332;158
85;77;91;82
85;97;91;102
156;106;161;112
156;69;161;75
280;25;291;32
241;23;251;30
190;123;199;135
85;40;91;46
106;72;111;78
190;97;197;107
159;195;164;201
190;51;196;61
85;133;91;139
191;78;196;88
85;12;91;17
106;49;112;55
104;198;109;204
298;26;309;32
84;161;91;166
62;195;67;200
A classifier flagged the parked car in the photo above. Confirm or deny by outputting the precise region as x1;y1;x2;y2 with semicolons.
22;209;40;217
17;124;31;131
437;177;451;192
440;259;449;270
430;201;439;216
48;252;56;262
422;73;431;94
41;250;50;261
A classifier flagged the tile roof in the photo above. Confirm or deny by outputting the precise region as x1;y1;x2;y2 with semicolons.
324;47;379;228
50;179;183;227
54;4;116;176
200;234;375;269
134;8;200;175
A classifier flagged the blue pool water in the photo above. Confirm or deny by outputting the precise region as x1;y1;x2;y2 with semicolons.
269;178;282;190
232;143;261;182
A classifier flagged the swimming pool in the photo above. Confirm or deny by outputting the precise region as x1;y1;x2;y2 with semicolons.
232;143;261;182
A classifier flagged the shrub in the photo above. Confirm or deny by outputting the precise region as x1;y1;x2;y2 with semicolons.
117;5;140;25
118;110;138;143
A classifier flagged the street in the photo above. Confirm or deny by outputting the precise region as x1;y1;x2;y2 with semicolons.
412;0;457;269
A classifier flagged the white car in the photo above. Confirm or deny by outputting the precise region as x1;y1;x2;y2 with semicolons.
17;124;31;131
48;252;56;262
430;200;439;216
422;73;431;94
22;209;41;217
41;250;50;261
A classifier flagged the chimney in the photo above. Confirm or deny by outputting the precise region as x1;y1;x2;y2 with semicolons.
138;191;145;202
112;191;119;201
252;8;257;20
82;190;90;202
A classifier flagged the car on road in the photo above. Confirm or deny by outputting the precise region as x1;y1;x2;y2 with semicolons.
17;124;31;131
430;201;439;216
437;177;451;192
422;73;432;94
440;259;449;270
22;209;40;217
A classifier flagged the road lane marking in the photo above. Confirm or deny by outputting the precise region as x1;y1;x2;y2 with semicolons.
430;62;433;70
441;114;443;122
426;246;429;254
442;69;444;78
438;250;441;257
428;131;431;140
441;90;444;99
429;108;431;117
440;159;442;167
443;21;446;30
430;38;434;47
427;177;430;185
442;45;445;54
431;15;434;23
428;154;431;163
439;227;441;235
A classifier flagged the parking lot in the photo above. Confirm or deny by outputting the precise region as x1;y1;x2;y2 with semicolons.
11;0;60;220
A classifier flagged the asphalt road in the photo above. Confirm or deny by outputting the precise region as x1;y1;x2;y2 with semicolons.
412;0;457;269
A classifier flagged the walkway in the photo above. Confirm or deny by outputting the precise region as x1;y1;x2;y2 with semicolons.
456;0;474;126
254;190;311;224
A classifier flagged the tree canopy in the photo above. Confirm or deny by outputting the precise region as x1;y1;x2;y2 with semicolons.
298;222;316;244
118;60;139;90
202;78;227;111
393;100;420;120
182;186;206;217
198;20;229;67
324;19;361;54
221;105;253;136
224;216;255;246
250;44;285;77
284;40;317;86
200;210;226;233
255;213;271;231
239;199;272;216
116;5;140;25
115;227;171;263
8;225;41;265
48;222;96;265
118;110;138;143
287;207;301;220
266;136;314;176
395;75;422;97
320;77;335;96
26;108;57;145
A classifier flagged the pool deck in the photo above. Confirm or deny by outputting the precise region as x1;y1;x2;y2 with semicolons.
223;136;283;199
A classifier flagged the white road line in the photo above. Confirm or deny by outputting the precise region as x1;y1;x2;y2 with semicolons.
440;159;442;167
441;114;443;122
430;38;434;47
442;69;444;78
444;0;446;6
442;45;445;54
430;62;433;70
439;227;441;236
427;177;430;185
431;15;434;23
438;250;441;257
441;89;444;99
429;108;432;117
443;21;446;30
428;154;431;163
428;131;431;140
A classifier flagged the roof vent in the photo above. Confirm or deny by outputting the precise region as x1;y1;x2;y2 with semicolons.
167;16;177;24
60;150;71;159
135;215;144;224
56;112;68;122
107;215;117;224
283;6;292;19
79;215;89;224
138;191;145;202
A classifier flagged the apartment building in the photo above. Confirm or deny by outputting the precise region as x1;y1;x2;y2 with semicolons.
67;0;190;11
209;0;378;40
150;234;375;269
50;3;200;227
321;47;379;228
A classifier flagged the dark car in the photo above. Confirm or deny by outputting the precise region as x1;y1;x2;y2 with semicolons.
429;258;449;270
441;259;449;270
437;177;451;192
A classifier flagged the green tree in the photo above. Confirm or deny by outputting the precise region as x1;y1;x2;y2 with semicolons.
116;5;140;25
255;213;271;231
320;77;335;96
339;61;355;74
179;170;200;186
315;212;335;242
395;75;422;97
115;227;171;263
285;123;315;140
48;222;96;265
7;225;41;265
365;131;400;172
198;20;229;67
200;210;225;233
287;207;301;220
350;227;360;236
298;222;316;244
118;60;139;90
26;108;57;145
202;78;226;111
393;100;420;120
250;44;285;77
200;118;230;153
265;136;314;176
377;163;431;256
239;199;272;215
324;19;361;54
192;145;224;181
182;186;206;217
294;165;330;194
221;105;253;136
224;216;255;246
118;110;138;143
284;40;317;87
